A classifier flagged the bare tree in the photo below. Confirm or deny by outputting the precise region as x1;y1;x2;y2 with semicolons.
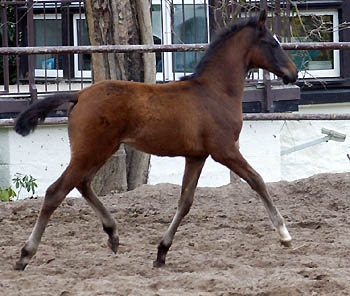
85;0;156;195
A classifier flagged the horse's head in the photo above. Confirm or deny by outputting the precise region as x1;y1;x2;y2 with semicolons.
248;10;298;84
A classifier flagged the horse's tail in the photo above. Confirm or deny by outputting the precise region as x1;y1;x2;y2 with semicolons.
14;92;78;137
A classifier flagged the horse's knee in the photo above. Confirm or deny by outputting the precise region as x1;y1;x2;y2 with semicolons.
179;200;193;217
46;182;58;197
43;183;62;209
43;175;73;210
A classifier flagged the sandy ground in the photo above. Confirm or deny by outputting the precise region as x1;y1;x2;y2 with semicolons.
1;172;350;296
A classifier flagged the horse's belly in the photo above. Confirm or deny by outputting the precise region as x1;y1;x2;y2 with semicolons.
122;133;206;158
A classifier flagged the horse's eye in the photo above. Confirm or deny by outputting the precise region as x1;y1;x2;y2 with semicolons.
262;40;278;48
271;41;279;48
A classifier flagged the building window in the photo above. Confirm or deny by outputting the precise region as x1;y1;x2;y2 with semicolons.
152;0;209;81
287;10;340;78
34;14;63;78
73;14;91;78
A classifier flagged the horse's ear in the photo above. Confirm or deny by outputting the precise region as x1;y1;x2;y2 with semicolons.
258;10;267;30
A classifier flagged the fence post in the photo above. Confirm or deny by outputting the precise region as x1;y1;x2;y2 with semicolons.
1;6;9;93
27;0;37;103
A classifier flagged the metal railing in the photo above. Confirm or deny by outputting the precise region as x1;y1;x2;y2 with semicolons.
0;0;87;102
0;0;346;117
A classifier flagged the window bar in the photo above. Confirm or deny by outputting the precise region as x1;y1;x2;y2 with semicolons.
182;0;186;76
226;1;232;20
55;1;59;91
245;0;250;82
243;0;255;83
171;0;176;81
79;0;83;89
15;6;20;93
275;0;282;36
259;0;269;81
27;0;37;102
238;0;243;22
193;0;197;67
233;0;237;20
230;0;234;23
270;0;280;81
203;0;208;40
249;0;254;83
247;0;251;17
260;0;272;112
286;0;291;42
160;0;165;82
243;0;248;19
253;0;257;17
43;1;48;92
67;3;72;91
1;6;9;93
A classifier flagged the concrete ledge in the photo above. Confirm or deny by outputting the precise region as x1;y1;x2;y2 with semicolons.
0;117;69;127
2;113;350;127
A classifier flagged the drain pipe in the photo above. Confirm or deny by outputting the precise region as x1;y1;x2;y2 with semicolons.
281;128;346;156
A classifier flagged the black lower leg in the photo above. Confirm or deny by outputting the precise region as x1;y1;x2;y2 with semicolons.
103;225;119;253
153;242;170;268
14;248;31;271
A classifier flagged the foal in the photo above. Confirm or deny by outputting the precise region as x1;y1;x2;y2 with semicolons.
14;11;297;270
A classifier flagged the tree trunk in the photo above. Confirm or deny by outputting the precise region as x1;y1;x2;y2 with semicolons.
85;0;155;195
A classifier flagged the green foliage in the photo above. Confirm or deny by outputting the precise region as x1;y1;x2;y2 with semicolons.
0;173;38;202
0;186;16;202
12;173;38;199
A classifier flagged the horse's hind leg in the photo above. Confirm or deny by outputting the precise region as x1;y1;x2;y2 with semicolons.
14;162;86;270
77;173;119;253
154;157;206;267
212;146;292;246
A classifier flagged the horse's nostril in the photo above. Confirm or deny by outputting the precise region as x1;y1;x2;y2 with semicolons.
282;76;290;84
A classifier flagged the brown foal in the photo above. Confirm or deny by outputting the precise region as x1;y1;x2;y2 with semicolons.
14;10;297;270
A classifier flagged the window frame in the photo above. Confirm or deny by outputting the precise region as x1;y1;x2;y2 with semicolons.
33;14;63;78
152;0;210;81
73;14;92;79
290;9;340;79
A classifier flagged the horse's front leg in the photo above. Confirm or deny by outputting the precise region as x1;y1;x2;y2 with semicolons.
154;156;207;267
211;145;292;246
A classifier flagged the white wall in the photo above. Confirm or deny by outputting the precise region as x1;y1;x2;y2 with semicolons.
1;102;350;198
0;125;80;198
149;103;350;185
279;103;350;180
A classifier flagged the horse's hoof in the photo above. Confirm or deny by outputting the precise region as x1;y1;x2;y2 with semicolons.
153;260;165;268
14;262;27;271
280;239;292;247
107;238;119;254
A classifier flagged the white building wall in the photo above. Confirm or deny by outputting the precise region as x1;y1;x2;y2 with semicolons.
0;125;80;198
279;103;350;180
1;102;350;198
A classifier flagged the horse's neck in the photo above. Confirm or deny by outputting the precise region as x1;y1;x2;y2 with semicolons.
200;30;254;99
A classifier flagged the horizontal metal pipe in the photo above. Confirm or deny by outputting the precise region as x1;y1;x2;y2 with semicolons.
0;44;207;55
243;113;350;121
2;113;350;127
1;42;350;55
0;117;69;127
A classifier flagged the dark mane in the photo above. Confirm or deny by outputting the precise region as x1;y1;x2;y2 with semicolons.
180;16;259;81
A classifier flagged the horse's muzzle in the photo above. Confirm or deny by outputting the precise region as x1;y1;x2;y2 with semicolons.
282;71;298;84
